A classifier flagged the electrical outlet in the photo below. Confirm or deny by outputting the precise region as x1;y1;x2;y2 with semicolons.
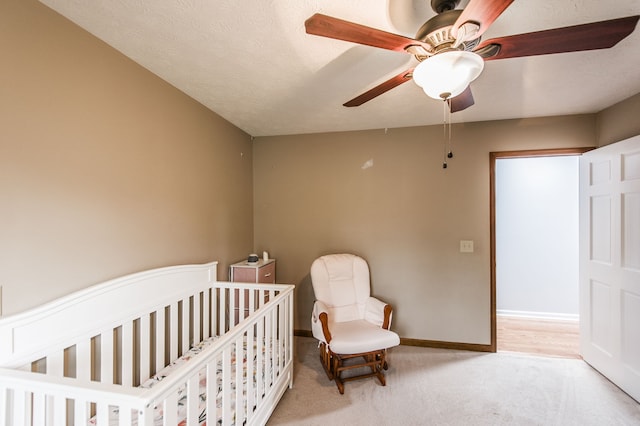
460;240;474;253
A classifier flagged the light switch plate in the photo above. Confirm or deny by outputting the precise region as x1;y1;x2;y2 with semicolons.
460;240;474;253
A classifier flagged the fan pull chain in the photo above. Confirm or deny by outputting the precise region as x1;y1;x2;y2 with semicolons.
447;100;453;160
442;99;454;169
442;99;448;168
442;99;453;169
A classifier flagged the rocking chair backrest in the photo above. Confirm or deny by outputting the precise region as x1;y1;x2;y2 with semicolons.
310;254;371;323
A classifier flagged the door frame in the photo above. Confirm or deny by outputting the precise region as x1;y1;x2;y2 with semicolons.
489;147;594;351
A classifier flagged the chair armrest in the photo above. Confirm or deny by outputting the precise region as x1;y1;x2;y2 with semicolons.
365;297;393;330
312;300;332;343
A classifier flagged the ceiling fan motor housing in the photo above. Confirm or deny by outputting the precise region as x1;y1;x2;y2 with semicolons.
415;9;480;59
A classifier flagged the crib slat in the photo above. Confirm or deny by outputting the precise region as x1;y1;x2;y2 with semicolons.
11;389;28;425
138;406;154;426
238;289;245;324
202;289;210;338
287;294;293;379
272;305;279;380
47;350;64;425
193;293;201;345
118;404;132;426
230;289;237;328
73;397;90;426
235;335;244;423
47;350;64;376
52;394;67;426
246;320;255;423
163;391;178;426
222;346;232;425
272;306;278;384
170;302;179;361
271;309;280;383
101;330;114;384
219;290;227;334
23;393;34;425
211;288;218;337
76;339;92;381
32;391;45;426
139;314;151;383
265;309;273;388
256;316;264;404
186;373;199;425
0;386;6;426
248;288;255;317
96;402;109;425
0;388;7;426
279;300;285;375
181;298;189;354
156;308;166;371
205;356;218;425
122;322;134;386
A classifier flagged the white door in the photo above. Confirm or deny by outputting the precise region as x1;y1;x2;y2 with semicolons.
579;134;640;402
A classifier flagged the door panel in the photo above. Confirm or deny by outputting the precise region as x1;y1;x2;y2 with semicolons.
623;192;640;268
589;280;613;354
590;195;612;263
580;135;640;402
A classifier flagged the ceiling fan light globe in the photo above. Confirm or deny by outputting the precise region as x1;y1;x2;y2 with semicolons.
413;50;484;100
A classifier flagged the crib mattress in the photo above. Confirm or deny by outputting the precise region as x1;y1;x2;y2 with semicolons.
88;336;273;426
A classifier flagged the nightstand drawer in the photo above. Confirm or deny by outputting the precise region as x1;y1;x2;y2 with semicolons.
257;262;275;283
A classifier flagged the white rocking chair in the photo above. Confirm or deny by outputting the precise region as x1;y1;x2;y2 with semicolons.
310;253;400;394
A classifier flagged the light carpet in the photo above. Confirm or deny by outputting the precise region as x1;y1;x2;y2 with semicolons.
267;337;640;426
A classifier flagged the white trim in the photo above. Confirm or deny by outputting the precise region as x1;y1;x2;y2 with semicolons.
497;309;579;322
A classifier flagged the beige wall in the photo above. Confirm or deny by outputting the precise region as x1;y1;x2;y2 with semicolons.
2;0;638;345
254;115;596;344
0;0;253;315
596;93;640;147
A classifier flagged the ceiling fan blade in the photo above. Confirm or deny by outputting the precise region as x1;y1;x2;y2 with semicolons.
453;0;514;38
344;69;414;107
448;86;475;113
475;15;640;61
305;13;429;53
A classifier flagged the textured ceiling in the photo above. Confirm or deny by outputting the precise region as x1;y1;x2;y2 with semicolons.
40;0;640;137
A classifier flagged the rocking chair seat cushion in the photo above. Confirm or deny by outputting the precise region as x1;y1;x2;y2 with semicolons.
328;319;400;354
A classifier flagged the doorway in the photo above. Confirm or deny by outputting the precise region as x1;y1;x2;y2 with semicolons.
489;147;592;356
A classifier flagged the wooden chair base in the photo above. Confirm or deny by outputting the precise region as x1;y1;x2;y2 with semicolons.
318;342;390;394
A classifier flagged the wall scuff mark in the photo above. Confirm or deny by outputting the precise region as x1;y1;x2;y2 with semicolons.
361;159;374;170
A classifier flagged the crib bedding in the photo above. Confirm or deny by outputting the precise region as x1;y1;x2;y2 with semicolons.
88;336;279;426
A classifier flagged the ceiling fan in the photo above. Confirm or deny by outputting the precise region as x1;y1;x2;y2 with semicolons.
305;0;639;112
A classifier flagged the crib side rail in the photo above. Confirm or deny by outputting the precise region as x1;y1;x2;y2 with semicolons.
0;367;149;426
141;283;295;426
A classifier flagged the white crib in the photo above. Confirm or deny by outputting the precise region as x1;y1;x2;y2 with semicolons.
0;261;294;425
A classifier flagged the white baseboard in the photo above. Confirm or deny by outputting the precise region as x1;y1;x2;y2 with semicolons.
497;309;579;322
